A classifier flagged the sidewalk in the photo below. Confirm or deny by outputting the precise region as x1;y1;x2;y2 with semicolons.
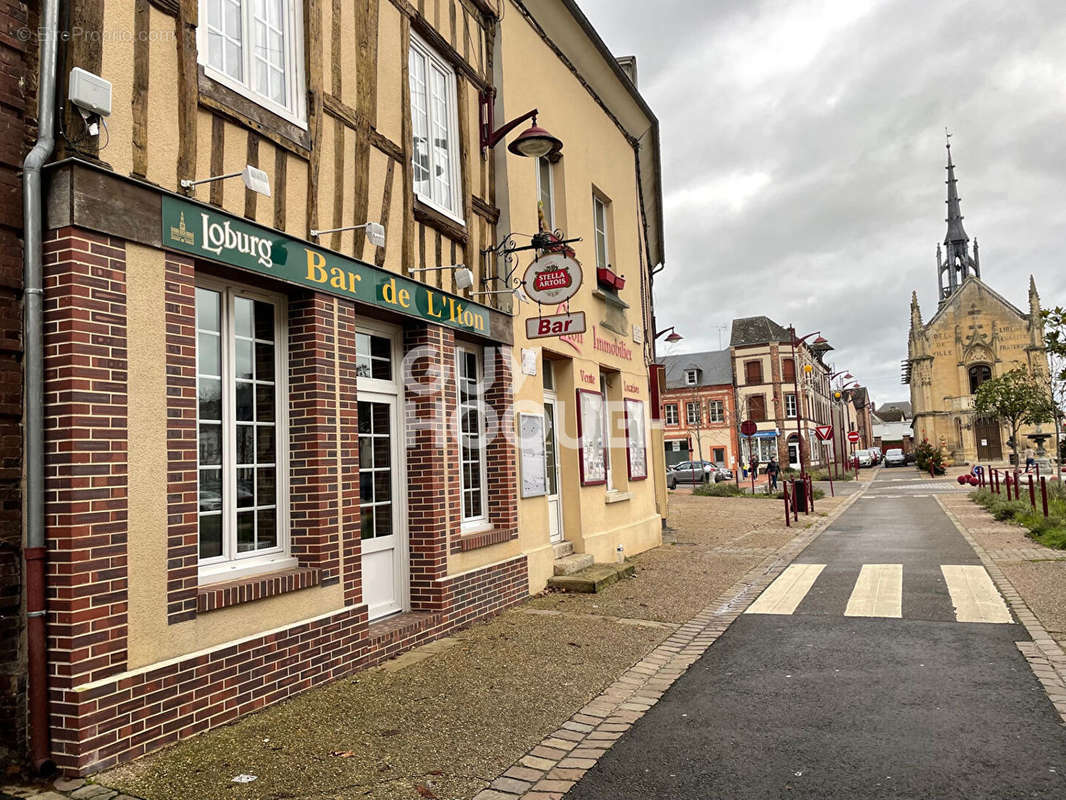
3;491;853;800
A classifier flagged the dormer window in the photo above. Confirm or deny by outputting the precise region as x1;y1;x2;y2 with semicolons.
684;369;699;386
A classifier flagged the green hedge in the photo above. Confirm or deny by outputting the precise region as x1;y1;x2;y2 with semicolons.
971;486;1066;548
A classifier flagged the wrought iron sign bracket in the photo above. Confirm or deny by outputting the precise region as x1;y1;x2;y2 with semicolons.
479;230;582;287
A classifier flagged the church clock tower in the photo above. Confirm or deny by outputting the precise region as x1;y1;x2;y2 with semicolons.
905;136;1048;464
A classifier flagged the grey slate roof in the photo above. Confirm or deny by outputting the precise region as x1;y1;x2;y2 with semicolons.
730;316;791;347
876;401;912;421
658;349;733;389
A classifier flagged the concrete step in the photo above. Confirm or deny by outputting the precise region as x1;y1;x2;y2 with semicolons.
552;540;574;559
547;561;636;593
553;552;594;576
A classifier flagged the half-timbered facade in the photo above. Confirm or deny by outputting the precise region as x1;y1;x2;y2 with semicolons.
32;0;530;774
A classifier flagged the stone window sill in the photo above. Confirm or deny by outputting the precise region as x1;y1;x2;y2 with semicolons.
197;566;320;613
605;491;632;504
592;288;630;310
457;527;518;552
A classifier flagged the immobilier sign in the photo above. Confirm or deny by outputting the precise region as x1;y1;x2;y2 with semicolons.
162;196;494;337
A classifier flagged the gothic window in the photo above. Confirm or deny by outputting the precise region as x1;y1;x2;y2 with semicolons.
968;364;992;395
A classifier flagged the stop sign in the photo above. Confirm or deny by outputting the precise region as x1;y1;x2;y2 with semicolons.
847;431;860;444
740;420;757;437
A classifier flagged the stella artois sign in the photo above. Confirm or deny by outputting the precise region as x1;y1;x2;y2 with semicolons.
522;253;583;305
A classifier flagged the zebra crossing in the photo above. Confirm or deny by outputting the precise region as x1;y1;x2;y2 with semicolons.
746;562;1012;623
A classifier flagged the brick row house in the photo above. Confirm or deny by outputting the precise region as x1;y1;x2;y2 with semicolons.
5;0;666;774
657;351;738;470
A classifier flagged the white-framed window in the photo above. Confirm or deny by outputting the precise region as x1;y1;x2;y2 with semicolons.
786;393;798;418
196;278;292;582
686;401;701;426
664;403;679;426
593;194;610;268
684;369;699;386
537;157;555;232
456;346;488;527
600;374;614;491
199;0;307;125
410;34;463;222
708;399;724;423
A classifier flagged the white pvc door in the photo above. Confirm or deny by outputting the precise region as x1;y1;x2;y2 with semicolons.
359;395;405;619
544;398;563;543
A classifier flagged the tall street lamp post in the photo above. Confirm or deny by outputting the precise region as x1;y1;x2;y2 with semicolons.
789;327;826;487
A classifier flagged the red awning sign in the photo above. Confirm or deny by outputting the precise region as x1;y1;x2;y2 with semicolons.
815;425;833;442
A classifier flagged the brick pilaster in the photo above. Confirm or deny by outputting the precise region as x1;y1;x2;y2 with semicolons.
163;254;198;623
288;294;340;583
42;227;130;764
336;299;361;604
403;324;452;611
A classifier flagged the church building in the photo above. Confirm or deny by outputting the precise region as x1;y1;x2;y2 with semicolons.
906;138;1049;464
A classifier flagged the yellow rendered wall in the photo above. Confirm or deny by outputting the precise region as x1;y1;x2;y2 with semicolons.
498;5;661;594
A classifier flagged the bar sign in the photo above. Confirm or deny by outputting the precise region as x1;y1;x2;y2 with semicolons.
526;311;587;339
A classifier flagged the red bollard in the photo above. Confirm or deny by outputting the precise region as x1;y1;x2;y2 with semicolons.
808;475;814;513
783;482;791;527
994;469;1000;494
1042;477;1049;518
793;480;799;522
1029;474;1036;509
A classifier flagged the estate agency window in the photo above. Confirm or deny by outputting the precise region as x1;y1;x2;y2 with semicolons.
686;401;701;426
199;0;307;124
664;403;679;426
196;281;290;579
410;34;463;220
708;399;724;423
457;347;488;528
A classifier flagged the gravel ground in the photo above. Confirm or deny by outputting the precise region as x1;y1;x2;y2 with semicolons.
1000;561;1066;645
97;612;664;800
95;492;838;800
527;493;841;623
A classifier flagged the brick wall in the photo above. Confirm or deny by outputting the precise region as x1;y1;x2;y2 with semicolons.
42;228;131;767
36;258;526;774
0;0;35;763
163;254;198;623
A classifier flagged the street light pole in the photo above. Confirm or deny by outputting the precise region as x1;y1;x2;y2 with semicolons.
788;327;823;486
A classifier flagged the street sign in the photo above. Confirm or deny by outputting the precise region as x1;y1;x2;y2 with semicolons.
525;311;586;339
847;431;860;444
815;425;833;442
522;253;583;304
740;420;757;437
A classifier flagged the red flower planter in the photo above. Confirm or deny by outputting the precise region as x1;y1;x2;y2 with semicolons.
596;267;625;291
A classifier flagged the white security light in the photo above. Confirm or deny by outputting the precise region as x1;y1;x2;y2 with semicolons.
309;221;386;250
453;267;475;291
180;164;272;198
241;165;272;197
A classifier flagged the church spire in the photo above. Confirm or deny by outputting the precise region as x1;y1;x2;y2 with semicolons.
937;131;980;304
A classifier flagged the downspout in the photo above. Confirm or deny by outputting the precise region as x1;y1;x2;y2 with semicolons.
24;0;60;774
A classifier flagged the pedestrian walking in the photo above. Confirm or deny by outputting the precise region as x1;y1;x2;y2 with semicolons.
767;457;780;491
1024;446;1035;473
749;455;759;481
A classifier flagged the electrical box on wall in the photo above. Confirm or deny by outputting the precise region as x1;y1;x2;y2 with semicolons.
69;67;112;117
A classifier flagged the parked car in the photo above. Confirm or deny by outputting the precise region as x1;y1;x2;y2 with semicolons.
712;463;734;482
869;447;883;464
667;460;719;487
854;449;875;467
884;448;906;467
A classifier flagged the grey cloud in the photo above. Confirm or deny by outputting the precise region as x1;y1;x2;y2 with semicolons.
578;0;1066;404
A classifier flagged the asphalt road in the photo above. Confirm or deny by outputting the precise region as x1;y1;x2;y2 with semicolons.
567;470;1066;799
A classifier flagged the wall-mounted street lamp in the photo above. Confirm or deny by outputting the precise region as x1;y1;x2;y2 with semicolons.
408;264;475;291
310;222;386;249
480;90;563;158
180;164;272;197
655;326;683;343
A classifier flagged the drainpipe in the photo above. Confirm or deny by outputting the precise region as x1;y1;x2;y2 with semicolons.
24;0;60;774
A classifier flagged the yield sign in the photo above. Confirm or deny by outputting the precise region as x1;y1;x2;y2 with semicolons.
815;425;833;442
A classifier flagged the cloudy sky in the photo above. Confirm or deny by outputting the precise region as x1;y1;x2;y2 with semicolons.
579;0;1066;405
